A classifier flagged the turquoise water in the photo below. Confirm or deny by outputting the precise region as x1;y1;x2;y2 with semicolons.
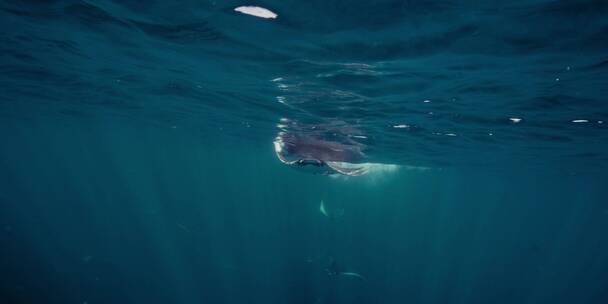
1;1;608;303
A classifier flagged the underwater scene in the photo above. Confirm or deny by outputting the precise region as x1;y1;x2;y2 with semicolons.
1;1;608;303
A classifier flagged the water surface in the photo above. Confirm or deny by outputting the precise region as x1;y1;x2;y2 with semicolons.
1;1;607;303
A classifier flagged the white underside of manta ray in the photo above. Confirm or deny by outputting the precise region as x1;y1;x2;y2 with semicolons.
274;151;369;176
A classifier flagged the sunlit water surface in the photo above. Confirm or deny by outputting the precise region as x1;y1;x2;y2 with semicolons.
1;1;607;304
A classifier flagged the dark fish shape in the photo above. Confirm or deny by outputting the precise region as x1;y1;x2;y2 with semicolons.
325;258;366;280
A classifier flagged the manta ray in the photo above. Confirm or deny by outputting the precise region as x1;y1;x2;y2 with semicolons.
273;119;401;176
273;121;370;176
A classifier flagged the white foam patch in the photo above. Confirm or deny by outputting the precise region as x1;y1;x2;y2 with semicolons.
572;119;588;123
234;6;277;19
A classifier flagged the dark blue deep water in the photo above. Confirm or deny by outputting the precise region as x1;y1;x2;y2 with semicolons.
1;1;608;303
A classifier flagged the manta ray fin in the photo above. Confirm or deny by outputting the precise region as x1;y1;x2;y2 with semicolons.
319;200;344;219
319;200;329;217
325;161;369;176
274;149;297;165
338;272;366;280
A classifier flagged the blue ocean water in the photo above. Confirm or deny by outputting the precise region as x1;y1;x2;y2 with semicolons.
1;1;607;303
